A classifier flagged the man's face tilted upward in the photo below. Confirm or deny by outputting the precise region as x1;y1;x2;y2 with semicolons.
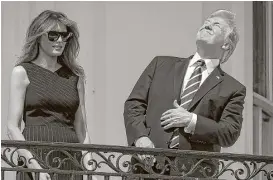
196;16;231;47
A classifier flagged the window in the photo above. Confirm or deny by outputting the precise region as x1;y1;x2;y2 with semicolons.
253;1;273;157
253;1;273;100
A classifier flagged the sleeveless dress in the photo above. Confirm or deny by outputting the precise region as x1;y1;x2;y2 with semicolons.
17;62;83;180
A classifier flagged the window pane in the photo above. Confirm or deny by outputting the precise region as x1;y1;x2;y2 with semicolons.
253;1;267;97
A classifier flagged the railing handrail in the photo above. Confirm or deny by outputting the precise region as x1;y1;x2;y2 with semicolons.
2;140;273;163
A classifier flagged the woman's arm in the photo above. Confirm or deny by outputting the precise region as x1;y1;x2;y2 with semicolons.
74;77;91;144
7;66;43;170
74;77;93;169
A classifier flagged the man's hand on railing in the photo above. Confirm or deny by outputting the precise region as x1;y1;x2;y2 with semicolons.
135;136;156;164
27;159;51;180
31;172;51;180
40;173;51;180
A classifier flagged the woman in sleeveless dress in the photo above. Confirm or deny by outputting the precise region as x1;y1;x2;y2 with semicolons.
7;10;95;180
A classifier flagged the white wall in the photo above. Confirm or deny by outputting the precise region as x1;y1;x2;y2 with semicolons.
103;1;203;146
1;1;253;179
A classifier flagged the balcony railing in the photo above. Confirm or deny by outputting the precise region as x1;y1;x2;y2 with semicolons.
1;140;273;180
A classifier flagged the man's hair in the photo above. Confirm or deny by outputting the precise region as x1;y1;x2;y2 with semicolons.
209;10;239;63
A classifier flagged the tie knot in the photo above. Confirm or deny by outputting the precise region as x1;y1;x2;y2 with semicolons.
196;59;205;67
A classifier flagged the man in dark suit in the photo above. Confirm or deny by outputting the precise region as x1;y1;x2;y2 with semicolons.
124;10;246;178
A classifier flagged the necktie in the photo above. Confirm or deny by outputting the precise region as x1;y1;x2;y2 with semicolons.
169;60;205;149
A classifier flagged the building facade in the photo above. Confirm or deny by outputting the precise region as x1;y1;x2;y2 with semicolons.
1;1;272;179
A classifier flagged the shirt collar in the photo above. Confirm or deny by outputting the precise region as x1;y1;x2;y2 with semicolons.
190;52;220;74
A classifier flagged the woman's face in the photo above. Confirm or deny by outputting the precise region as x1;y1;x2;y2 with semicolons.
39;22;71;57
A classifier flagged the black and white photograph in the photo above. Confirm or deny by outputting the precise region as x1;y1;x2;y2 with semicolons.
1;1;273;180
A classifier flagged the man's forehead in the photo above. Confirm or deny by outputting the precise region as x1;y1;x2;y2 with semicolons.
205;17;229;24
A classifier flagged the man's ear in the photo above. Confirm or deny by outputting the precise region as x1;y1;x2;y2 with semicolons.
221;42;230;50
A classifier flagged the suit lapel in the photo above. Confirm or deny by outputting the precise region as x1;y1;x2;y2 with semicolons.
188;65;224;110
173;57;191;104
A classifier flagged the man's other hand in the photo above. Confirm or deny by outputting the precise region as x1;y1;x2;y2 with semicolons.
160;100;193;130
135;136;156;164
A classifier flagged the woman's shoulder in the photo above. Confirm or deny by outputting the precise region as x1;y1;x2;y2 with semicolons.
15;62;36;75
58;58;82;78
60;64;80;79
11;65;29;85
16;62;33;70
12;65;27;75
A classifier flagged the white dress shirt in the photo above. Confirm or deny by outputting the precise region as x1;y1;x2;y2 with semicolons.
183;52;220;134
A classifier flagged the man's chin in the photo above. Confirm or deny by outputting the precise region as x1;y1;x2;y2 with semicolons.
196;39;210;46
196;40;222;51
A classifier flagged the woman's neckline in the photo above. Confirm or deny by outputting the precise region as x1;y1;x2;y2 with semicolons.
29;61;63;73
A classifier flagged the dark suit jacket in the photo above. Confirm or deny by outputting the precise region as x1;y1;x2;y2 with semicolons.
124;56;246;152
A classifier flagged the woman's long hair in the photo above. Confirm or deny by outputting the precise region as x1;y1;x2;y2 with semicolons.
17;10;84;78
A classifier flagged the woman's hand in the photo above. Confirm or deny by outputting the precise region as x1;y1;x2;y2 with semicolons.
82;154;97;180
32;172;51;180
83;152;95;171
39;173;51;180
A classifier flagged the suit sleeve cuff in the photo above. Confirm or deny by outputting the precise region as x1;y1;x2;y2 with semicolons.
184;113;197;134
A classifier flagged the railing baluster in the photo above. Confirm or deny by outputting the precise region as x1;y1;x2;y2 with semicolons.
70;174;75;180
1;171;4;180
87;175;93;180
35;172;39;180
52;173;57;180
